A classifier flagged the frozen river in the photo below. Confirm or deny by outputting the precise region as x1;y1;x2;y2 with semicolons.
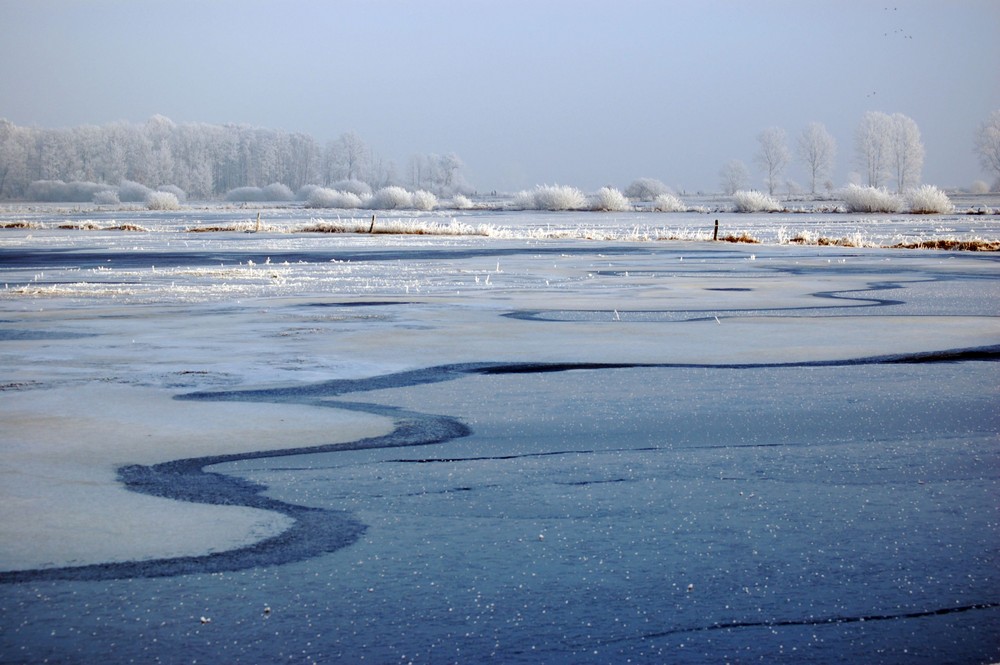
1;206;998;662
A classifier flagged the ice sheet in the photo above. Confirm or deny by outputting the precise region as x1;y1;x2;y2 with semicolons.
0;208;998;661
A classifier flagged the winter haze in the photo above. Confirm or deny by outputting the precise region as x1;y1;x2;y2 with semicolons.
1;0;998;192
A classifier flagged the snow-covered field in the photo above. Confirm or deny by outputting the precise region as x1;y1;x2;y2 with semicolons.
1;205;998;662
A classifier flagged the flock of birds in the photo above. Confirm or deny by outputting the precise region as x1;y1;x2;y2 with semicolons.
866;7;913;100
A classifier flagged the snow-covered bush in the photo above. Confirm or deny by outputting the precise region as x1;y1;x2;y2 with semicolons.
93;189;120;205
330;179;372;197
145;191;180;210
652;193;686;212
906;185;954;214
368;186;414;210
514;185;587;211
590;187;632;211
411;189;439;211
305;188;363;209
225;186;264;202
625;177;671;201
842;184;903;213
118;179;154;203
261;182;294;201
157;185;187;203
732;190;782;213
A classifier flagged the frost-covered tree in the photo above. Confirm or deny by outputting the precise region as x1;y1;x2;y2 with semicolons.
888;113;924;193
974;110;1000;189
797;122;836;195
0;119;30;197
855;111;893;188
0;117;459;201
719;159;750;195
437;153;462;191
754;127;790;196
408;152;468;195
332;131;368;182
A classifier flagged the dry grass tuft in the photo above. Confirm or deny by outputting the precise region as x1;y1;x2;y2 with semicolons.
891;239;1000;251
104;224;149;232
57;222;101;230
187;225;254;233
719;232;760;244
797;236;857;247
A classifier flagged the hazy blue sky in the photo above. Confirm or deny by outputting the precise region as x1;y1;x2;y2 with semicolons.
1;0;998;193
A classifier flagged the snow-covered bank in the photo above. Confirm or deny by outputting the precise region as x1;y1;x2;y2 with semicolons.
1;202;999;249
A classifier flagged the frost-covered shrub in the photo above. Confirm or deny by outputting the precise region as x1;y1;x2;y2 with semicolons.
514;185;587;211
842;184;903;213
145;191;180;210
26;179;67;201
449;194;474;209
93;189;120;205
368;186;414;209
732;190;782;213
969;180;990;195
330;179;372;197
625;177;671;201
296;184;322;201
906;185;954;214
411;189;438;211
157;185;187;203
305;188;363;209
118;179;154;203
27;180;111;202
261;182;294;201
225;186;264;202
652;193;686;212
590;187;632;211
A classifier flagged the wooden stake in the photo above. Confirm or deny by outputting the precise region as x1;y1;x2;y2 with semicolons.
369;214;376;233
713;219;719;241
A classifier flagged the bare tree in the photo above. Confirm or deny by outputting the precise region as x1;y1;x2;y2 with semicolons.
719;159;750;195
888;113;924;193
797;122;836;195
754;127;790;196
855;111;892;188
974;109;1000;188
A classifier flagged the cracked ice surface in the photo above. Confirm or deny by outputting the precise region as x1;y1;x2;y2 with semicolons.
0;212;998;662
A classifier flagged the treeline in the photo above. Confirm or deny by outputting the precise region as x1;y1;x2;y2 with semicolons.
0;115;468;201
